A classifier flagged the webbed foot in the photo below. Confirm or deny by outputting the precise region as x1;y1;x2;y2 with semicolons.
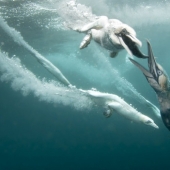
110;52;118;58
103;109;112;118
79;31;92;49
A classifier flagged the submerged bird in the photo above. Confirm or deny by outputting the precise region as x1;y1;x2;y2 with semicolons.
0;15;158;130
75;16;148;58
130;41;170;131
80;89;158;129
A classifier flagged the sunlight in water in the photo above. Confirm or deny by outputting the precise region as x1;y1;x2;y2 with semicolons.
0;51;93;110
0;0;162;115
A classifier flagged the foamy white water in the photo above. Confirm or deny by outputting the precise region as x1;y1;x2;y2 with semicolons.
0;1;161;118
0;51;93;110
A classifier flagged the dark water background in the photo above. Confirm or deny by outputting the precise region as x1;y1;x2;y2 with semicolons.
0;0;170;169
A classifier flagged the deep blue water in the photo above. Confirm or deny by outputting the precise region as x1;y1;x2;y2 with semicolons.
0;0;170;169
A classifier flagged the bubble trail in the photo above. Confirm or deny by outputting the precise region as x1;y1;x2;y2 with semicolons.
0;51;93;110
0;16;70;86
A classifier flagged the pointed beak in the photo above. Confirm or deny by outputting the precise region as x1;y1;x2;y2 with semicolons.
118;36;133;55
126;34;142;47
130;40;170;132
129;57;161;92
129;40;167;92
116;29;148;58
129;57;153;78
147;41;169;92
151;122;159;129
147;41;160;81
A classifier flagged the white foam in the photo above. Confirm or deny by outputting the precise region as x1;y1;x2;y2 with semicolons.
2;0;170;31
22;1;170;27
0;7;160;117
0;52;93;110
0;16;71;86
110;4;170;27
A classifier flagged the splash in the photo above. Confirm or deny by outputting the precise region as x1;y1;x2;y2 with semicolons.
0;13;156;109
0;4;160;117
0;16;71;86
111;4;170;27
56;0;96;29
0;51;93;110
1;0;170;29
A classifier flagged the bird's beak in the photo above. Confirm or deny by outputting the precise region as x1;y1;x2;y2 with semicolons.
116;28;148;58
129;41;168;93
130;40;170;131
150;122;159;129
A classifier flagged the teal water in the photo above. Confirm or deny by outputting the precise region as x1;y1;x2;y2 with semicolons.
0;0;170;169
